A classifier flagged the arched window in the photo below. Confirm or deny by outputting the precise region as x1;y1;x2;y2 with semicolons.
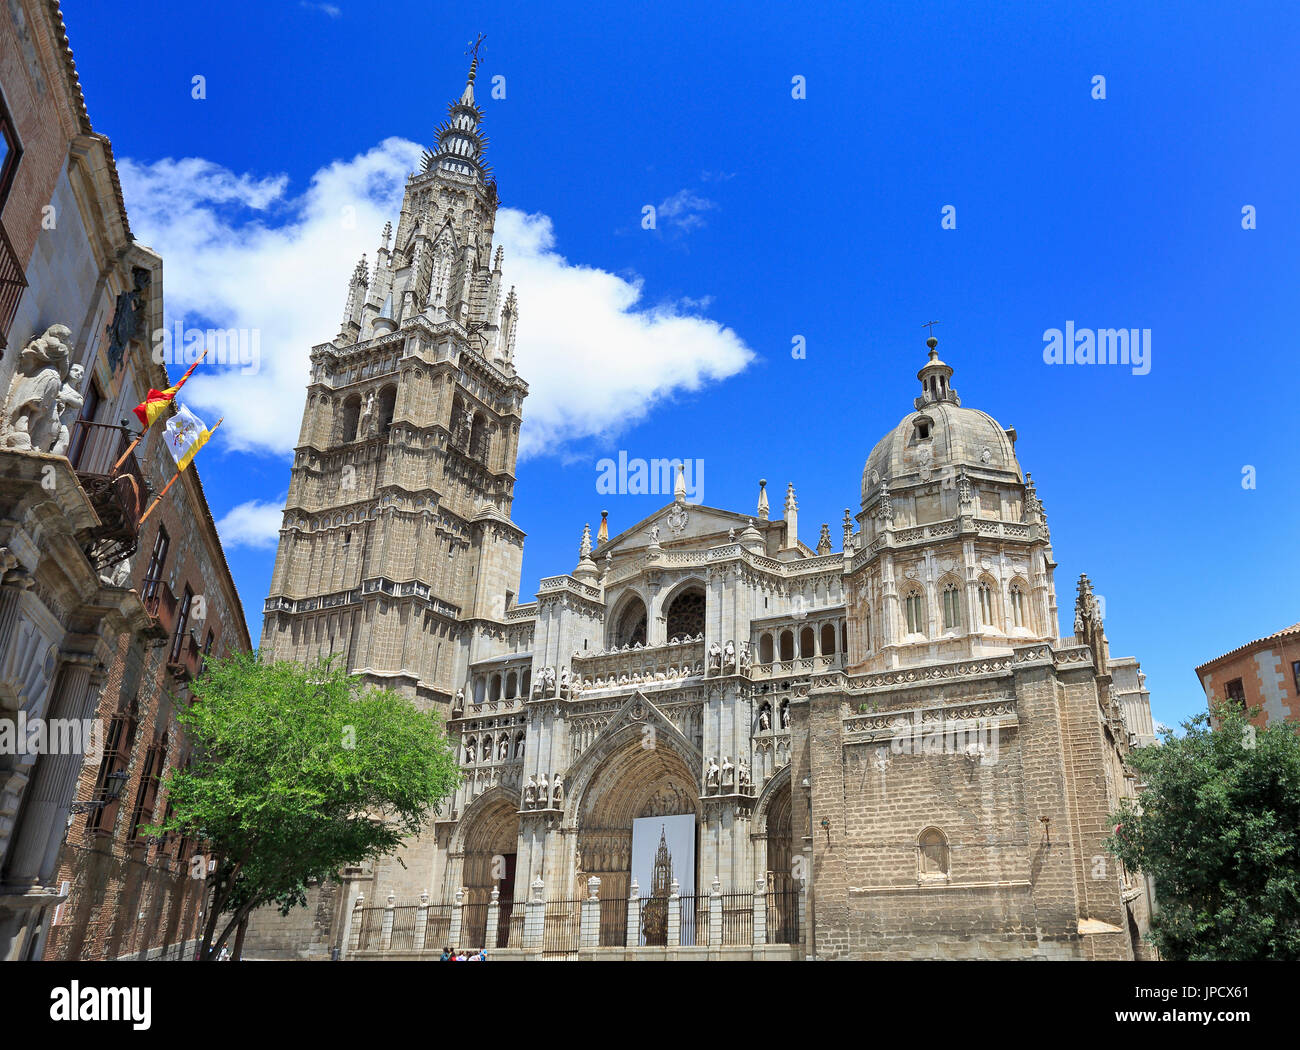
942;582;961;630
613;596;648;648
377;384;397;439
665;587;705;641
799;626;815;658
506;670;517;698
470;410;489;461
779;630;795;661
1009;582;1026;628
490;674;502;702
341;395;361;443
904;589;925;635
820;623;836;655
521;669;532;697
759;633;774;664
918;827;949;877
978;580;996;626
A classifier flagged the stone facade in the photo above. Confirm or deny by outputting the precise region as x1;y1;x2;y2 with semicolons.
246;59;1156;961
1197;623;1300;728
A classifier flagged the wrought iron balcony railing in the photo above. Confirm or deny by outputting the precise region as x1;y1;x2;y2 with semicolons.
67;419;147;571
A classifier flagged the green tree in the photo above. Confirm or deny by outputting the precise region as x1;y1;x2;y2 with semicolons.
1107;702;1300;960
147;652;461;960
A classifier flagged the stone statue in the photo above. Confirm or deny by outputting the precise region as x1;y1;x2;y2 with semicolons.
551;773;564;806
536;774;549;808
464;738;476;764
759;705;771;731
453;688;465;714
2;325;73;452
708;642;722;671
514;734;525;759
721;755;734;786
647;523;660;545
497;735;509;761
559;666;570;696
524;774;536;807
723;640;736;671
50;363;85;458
541;665;556;696
705;757;720;790
105;267;149;373
358;390;375;435
738;760;751;792
780;701;789;729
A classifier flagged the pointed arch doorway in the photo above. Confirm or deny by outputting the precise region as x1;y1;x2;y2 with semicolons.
575;739;700;946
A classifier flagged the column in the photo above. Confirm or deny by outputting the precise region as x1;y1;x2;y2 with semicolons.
522;876;544;951
380;893;395;951
667;878;681;947
484;887;499;950
624;877;640;948
753;876;767;946
414;890;429;952
708;875;722;948
448;887;465;948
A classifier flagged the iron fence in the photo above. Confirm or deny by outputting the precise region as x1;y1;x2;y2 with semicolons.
388;905;420;950
352;905;384;952
720;891;754;946
599;893;627;947
425;903;452;951
541;899;582;957
460;900;488;950
678;894;708;947
502;907;524;949
766;889;800;945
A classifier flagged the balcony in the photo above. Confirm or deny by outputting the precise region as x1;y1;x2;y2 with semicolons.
67;419;148;571
0;221;26;350
142;579;178;638
167;630;203;683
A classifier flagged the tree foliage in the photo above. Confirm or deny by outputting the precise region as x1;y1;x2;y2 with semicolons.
147;652;461;959
1107;702;1300;960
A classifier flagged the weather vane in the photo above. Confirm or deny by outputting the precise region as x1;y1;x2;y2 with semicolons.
466;33;487;62
922;320;940;337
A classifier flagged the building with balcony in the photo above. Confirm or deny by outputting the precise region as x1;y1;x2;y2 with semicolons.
0;0;249;959
246;57;1157;961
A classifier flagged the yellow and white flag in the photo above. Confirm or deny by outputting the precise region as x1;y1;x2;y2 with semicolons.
162;403;214;471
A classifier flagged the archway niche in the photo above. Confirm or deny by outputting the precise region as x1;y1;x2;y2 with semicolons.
456;795;519;948
576;738;699;945
611;595;647;648
665;586;705;641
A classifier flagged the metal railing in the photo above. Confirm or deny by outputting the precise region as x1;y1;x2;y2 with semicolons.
720;891;754;946
541;899;581;957
598;893;626;947
767;889;800;945
66;418;147;570
678;894;708;947
425;903;452;950
0;220;26;349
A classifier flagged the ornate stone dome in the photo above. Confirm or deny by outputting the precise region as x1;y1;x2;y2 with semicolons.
861;340;1022;504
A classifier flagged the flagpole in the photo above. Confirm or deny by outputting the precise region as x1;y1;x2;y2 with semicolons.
138;416;223;526
116;346;212;473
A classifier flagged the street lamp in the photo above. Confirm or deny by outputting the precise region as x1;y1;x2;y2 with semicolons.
70;769;129;815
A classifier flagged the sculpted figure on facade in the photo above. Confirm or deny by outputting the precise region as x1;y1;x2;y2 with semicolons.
723;640;736;672
2;326;73;452
705;756;720;791
708;642;722;672
497;735;509;761
758;704;771;731
551;773;564;807
721;755;734;787
463;738;476;764
524;774;536;808
50;363;85;458
738;760;751;793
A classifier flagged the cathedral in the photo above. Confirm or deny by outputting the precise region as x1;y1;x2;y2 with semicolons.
246;57;1156;961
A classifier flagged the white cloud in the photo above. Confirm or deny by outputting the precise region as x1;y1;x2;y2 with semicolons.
215;498;285;549
656;188;716;232
118;141;753;460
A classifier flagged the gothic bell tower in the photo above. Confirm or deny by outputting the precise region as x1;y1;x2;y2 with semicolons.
261;56;528;708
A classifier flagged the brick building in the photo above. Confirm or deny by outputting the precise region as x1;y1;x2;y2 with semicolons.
1197;623;1300;728
0;0;248;959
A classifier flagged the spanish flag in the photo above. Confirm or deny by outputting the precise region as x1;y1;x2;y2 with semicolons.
162;404;216;472
132;348;207;430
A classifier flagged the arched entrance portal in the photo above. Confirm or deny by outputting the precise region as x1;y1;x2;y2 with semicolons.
576;739;700;946
456;793;519;949
765;778;793;891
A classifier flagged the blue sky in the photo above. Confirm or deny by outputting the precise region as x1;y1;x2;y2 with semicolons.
62;0;1300;732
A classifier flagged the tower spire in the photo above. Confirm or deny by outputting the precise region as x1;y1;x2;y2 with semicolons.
423;40;493;183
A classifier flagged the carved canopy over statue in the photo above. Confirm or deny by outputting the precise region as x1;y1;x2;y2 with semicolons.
2;325;74;453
